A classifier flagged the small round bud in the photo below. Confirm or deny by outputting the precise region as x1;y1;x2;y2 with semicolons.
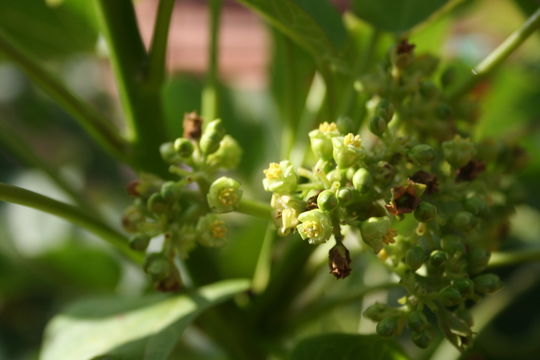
419;81;437;99
453;278;474;297
406;246;426;271
173;137;194;158
309;122;339;160
147;193;168;214
364;302;390;321
337;187;354;205
464;196;487;216
160;142;178;163
377;316;399;337
206;135;242;169
207;176;242;213
352;168;373;193
129;234;151;251
144;253;170;281
376;98;394;121
360;217;391;253
429;250;448;267
317;190;338;211
414;202;437;222
441;235;465;255
412;330;432;349
408;310;428;332
332;134;364;168
442;136;476;168
410;144;436;165
161;181;182;201
440;67;456;88
262;161;297;194
196;214;228;247
297;209;333;245
200;119;226;155
369;116;387;137
439;286;461;307
474;274;501;294
337;116;356;134
467;247;490;274
451;211;476;232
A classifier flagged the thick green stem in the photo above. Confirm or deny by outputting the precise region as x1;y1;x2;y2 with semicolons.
0;183;142;264
237;198;273;219
251;224;275;294
94;0;168;174
449;7;540;101
0;122;96;213
147;0;176;87
202;0;223;123
488;248;540;268
0;30;128;163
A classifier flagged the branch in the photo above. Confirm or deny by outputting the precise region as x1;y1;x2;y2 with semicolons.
0;30;129;163
202;0;223;123
147;0;176;87
448;7;540;101
0;183;142;264
488;247;540;268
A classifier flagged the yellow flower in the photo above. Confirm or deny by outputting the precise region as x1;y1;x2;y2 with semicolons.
263;162;282;180
319;122;338;134
344;133;361;148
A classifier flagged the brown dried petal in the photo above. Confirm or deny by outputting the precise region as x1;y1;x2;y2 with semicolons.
456;160;485;182
385;180;422;215
410;170;438;194
329;243;352;279
396;39;415;55
183;111;203;140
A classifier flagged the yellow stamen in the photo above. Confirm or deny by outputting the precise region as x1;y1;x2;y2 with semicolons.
210;220;227;239
263;162;282;180
218;188;238;206
319;122;338;134
344;133;362;148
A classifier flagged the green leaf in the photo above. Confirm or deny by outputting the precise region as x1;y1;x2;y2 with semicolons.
352;0;450;33
0;0;98;58
234;0;345;64
289;333;411;360
40;279;250;360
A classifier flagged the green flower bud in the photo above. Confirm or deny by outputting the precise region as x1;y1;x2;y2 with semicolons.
129;234;151;251
352;168;373;193
337;187;354;205
196;214;228;247
451;211;476;232
369;116;387;137
467;247;490;274
207;176;242;213
419;80;437;99
144;253;171;281
360;217;392;253
441;235;465;255
453;278;474;297
408;310;428;332
410;144;436;165
147;193;168;214
161;181;182;201
412;330;432;349
160;142;179;163
429;250;448;267
364;302;390;321
317;190;338;211
309;122;339;160
474;274;501;294
455;308;473;327
440;67;456;88
173;137;194;158
332;133;364;168
376;98;394;121
439;286;462;307
206;135;242;169
377;316;399;337
200;119;226;155
442;136;476;168
263;161;297;194
414;202;437;222
464;196;487;216
337;116;356;134
296;209;333;245
406;246;426;271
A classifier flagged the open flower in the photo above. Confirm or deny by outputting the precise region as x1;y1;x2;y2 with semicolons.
196;214;228;247
207;176;242;213
262;160;297;194
297;209;333;245
309;122;340;160
332;133;364;168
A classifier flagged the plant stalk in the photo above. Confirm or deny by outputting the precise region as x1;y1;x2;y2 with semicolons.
202;0;223;123
147;0;176;87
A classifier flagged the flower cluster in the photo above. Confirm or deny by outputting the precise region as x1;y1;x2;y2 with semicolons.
122;112;243;291
262;40;524;349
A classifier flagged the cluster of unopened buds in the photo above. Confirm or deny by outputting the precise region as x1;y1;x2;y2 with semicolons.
122;112;244;291
262;40;525;349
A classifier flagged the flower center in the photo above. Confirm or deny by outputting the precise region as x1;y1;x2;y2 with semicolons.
344;133;361;148
319;122;338;133
218;188;238;206
263;162;282;180
210;220;227;239
304;220;321;238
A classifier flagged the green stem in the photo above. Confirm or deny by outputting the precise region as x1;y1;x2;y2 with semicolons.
237;198;273;219
0;122;96;213
202;0;223;123
251;223;275;294
0;183;142;264
0;30;128;163
147;0;176;87
448;7;540;101
94;0;168;174
488;248;540;268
